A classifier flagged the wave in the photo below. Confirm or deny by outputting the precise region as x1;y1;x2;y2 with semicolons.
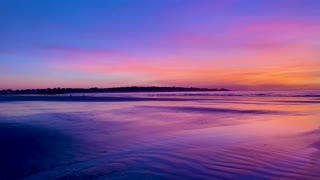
137;105;296;115
22;132;320;180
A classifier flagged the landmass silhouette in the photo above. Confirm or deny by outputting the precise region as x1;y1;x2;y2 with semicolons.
1;86;229;95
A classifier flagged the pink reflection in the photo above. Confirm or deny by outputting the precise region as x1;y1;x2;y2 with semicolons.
0;95;320;179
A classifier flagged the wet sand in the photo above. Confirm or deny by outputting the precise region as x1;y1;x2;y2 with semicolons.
0;94;320;179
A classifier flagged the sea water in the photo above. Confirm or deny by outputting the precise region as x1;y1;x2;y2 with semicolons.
0;90;320;179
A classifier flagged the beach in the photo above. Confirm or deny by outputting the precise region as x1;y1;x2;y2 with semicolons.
0;92;320;179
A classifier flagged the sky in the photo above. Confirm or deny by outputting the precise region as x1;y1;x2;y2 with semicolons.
1;0;319;90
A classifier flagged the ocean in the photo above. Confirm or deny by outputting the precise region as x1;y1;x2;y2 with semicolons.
0;90;320;179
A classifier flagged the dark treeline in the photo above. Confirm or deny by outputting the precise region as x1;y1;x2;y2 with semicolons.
0;86;230;95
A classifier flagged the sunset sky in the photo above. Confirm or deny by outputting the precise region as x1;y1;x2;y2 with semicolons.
1;0;319;90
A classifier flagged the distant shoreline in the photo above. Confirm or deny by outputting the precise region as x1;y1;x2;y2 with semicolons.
0;86;230;95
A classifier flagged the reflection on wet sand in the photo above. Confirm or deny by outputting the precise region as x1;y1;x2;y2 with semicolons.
0;123;75;179
0;95;319;179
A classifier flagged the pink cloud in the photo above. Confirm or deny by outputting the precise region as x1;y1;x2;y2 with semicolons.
37;29;319;90
47;49;319;82
162;19;320;50
238;20;320;33
165;33;293;49
11;52;319;90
